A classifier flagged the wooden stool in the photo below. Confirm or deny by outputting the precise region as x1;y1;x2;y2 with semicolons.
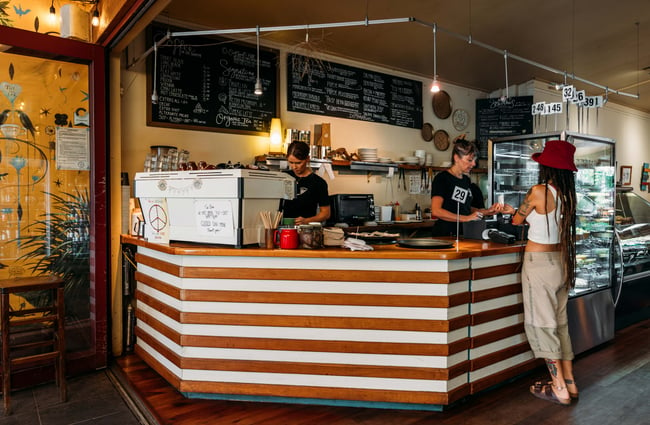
0;276;66;415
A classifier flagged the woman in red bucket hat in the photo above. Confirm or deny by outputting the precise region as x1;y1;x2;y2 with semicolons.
502;139;578;406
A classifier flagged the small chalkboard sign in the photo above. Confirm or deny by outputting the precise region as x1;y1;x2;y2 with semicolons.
287;54;422;129
147;24;279;135
475;96;534;159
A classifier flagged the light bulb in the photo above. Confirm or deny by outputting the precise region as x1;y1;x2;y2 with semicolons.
91;9;100;27
254;78;263;96
430;76;440;93
48;2;57;25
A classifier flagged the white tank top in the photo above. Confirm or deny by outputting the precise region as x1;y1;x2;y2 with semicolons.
526;185;561;244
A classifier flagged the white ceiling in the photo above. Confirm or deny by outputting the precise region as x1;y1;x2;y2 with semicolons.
161;0;650;114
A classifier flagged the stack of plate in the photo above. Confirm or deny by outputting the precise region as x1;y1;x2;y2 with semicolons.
358;148;378;162
403;156;420;165
425;153;433;166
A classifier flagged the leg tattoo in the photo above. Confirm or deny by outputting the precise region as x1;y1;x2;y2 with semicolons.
546;359;558;378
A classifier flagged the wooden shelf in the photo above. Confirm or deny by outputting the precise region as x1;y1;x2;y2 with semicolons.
255;155;487;174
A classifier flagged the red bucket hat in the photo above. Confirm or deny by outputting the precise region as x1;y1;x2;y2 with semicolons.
531;140;577;171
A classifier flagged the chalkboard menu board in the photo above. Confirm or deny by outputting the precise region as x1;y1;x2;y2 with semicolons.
147;24;279;135
475;96;533;159
287;54;422;129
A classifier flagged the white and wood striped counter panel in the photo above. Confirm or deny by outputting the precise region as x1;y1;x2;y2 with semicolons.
123;236;527;410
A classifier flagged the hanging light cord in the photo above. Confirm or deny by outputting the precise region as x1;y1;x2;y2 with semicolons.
634;22;641;97
433;23;437;78
151;43;158;104
254;25;263;95
468;0;472;43
256;26;260;81
503;50;509;100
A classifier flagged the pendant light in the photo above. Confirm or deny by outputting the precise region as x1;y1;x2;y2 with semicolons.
91;3;100;27
254;26;263;96
48;0;57;25
430;23;440;93
151;43;159;104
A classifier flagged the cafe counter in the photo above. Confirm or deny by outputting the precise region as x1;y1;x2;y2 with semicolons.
121;235;535;410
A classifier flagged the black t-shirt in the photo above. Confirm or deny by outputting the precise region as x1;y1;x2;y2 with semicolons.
281;171;330;219
470;183;485;209
430;170;473;237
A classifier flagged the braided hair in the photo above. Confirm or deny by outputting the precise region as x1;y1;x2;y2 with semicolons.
538;164;577;288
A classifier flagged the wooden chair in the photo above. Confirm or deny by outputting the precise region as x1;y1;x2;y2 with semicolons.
0;276;66;415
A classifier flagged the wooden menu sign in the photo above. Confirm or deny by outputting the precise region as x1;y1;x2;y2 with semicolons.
147;24;279;135
287;54;423;129
475;96;533;159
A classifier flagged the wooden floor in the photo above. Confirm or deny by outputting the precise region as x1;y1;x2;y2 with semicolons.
114;318;650;425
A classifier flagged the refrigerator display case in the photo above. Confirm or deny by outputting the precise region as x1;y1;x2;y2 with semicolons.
614;186;650;329
489;132;616;354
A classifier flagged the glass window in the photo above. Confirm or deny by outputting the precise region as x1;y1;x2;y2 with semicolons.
1;52;92;351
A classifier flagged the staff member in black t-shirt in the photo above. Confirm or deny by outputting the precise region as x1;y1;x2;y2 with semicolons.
281;141;331;225
430;139;501;236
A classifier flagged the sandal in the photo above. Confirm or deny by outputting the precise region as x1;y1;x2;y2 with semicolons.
530;381;571;406
545;379;579;400
565;379;579;400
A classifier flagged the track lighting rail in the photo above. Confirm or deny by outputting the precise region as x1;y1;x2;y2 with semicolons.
133;15;639;101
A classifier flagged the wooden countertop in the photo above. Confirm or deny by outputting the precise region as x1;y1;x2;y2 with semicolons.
340;220;435;233
121;234;525;260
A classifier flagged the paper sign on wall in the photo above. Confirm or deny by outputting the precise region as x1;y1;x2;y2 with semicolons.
55;127;90;170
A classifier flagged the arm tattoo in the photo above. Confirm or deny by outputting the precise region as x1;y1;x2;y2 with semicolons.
517;187;533;217
518;194;532;216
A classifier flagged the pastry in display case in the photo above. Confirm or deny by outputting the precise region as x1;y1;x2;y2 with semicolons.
614;186;650;329
489;132;616;354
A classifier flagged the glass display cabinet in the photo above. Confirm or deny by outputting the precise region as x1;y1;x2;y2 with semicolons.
489;132;616;354
614;186;650;329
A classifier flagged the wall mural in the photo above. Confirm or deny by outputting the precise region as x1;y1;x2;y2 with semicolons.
0;0;94;35
0;52;91;322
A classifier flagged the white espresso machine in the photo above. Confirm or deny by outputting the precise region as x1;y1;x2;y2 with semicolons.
134;169;295;247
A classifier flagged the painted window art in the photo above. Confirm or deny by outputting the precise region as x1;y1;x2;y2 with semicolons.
0;52;91;326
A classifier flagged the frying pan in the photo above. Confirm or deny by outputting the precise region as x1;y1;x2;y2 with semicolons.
397;238;454;249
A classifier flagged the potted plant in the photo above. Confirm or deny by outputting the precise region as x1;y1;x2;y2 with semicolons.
13;188;90;320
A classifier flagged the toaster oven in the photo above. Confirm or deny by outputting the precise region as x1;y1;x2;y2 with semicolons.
328;194;375;225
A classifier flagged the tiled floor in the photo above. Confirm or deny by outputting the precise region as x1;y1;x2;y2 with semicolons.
0;369;145;425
